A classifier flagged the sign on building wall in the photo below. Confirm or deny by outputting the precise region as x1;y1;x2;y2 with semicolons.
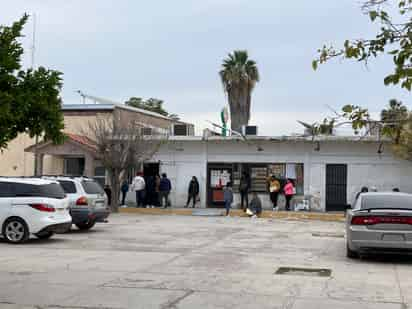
210;169;231;187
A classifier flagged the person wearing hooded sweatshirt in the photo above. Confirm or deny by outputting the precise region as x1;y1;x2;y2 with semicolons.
223;182;233;216
186;176;200;208
159;173;172;208
120;179;129;206
132;172;146;207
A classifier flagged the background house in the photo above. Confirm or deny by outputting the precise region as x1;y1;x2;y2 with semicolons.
0;103;193;187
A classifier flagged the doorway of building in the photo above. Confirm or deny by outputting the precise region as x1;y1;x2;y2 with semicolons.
207;163;233;208
144;163;160;177
325;164;348;211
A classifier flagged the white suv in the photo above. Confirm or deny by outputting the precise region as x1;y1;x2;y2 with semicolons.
0;178;72;244
42;176;110;230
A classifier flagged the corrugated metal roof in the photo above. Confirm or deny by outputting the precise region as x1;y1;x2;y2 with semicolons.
61;103;192;125
62;104;114;111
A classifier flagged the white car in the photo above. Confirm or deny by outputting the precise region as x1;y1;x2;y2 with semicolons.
0;177;72;243
42;176;110;230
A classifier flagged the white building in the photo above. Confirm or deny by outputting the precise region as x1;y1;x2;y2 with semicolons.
145;135;412;211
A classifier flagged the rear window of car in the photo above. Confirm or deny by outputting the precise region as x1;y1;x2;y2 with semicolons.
0;182;14;197
15;183;66;199
361;195;412;210
81;180;104;194
58;180;77;194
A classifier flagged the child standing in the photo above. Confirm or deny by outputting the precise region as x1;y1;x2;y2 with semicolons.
223;182;233;216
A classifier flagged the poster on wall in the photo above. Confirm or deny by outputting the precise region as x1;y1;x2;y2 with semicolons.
210;169;231;188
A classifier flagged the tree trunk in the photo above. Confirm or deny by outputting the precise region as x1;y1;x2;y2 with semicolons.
229;93;249;133
110;169;121;213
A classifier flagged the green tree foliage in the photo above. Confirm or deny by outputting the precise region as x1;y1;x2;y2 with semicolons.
125;97;180;120
381;99;409;143
220;50;260;132
313;0;412;90
392;115;412;159
311;1;412;160
0;14;65;150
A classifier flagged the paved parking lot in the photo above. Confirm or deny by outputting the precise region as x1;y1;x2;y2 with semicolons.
0;213;410;309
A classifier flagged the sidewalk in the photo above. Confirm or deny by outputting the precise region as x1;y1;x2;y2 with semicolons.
119;207;345;222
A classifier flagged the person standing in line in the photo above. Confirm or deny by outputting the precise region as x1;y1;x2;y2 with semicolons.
120;179;129;206
223;182;234;216
268;175;281;211
355;186;368;201
283;179;295;211
239;171;251;211
145;175;156;208
104;184;112;206
393;187;400;192
154;174;161;207
159;173;172;208
185;176;200;208
132;172;146;208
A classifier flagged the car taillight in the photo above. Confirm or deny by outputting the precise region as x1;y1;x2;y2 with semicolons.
351;216;412;225
76;196;88;206
29;204;55;212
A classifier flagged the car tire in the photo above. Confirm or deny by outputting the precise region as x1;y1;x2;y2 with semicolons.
75;220;95;230
2;217;30;244
346;244;359;259
35;231;54;240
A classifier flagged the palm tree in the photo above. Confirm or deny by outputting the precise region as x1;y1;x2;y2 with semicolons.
381;99;409;144
220;50;260;133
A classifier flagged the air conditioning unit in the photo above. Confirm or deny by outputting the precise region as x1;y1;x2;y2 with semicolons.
242;125;258;136
172;124;195;136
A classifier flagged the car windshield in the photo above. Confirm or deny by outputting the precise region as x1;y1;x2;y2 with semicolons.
81;180;104;194
15;183;66;199
58;180;77;194
361;194;412;210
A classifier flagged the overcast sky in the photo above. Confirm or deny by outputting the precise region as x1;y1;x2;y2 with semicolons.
2;0;410;135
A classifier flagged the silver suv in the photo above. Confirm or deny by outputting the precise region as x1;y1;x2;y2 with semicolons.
43;176;110;230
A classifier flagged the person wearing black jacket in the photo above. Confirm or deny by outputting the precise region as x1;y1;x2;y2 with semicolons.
239;171;251;211
185;176;200;208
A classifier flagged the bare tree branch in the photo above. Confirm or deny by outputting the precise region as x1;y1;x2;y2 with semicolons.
84;117;167;211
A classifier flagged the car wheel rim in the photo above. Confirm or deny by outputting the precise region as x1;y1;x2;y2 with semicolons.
5;221;24;242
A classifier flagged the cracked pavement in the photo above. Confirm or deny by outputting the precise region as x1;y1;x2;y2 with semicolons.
0;214;411;309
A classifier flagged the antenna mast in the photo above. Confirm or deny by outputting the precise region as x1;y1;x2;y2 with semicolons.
31;13;36;69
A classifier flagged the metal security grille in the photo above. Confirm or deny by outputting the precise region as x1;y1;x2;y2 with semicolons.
326;164;347;211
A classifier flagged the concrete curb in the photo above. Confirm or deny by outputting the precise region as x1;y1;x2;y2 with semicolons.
119;207;345;222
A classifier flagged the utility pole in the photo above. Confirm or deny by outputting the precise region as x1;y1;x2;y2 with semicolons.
31;14;40;176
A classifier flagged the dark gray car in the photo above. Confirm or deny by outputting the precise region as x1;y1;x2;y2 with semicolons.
346;192;412;258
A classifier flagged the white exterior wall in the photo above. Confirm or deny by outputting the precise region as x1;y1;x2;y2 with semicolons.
154;141;207;207
150;139;412;211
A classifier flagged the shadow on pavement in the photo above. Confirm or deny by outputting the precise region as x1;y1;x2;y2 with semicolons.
0;237;69;245
359;254;412;265
65;228;102;235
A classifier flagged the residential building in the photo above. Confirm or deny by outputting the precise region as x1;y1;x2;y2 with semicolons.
0;103;192;187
